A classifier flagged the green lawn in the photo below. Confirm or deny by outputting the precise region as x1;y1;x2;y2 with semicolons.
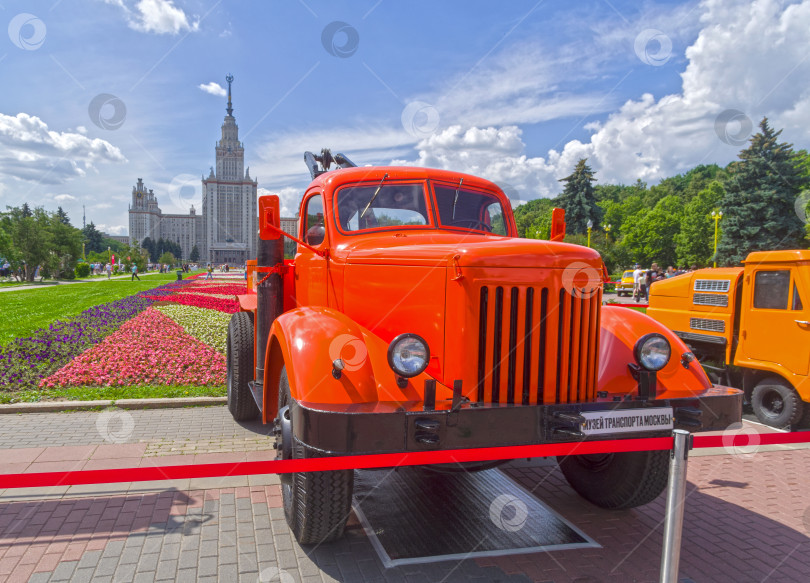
0;272;194;345
0;384;226;404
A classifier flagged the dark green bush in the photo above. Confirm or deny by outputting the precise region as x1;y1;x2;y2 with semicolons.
74;263;90;278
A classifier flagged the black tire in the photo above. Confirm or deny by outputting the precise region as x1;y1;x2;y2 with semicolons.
278;366;354;544
557;450;669;509
226;312;259;421
751;378;804;428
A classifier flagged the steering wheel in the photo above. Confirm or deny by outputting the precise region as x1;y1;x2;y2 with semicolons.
446;219;492;232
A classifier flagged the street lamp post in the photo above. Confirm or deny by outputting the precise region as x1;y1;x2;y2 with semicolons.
604;223;612;245
711;211;723;268
587;219;593;248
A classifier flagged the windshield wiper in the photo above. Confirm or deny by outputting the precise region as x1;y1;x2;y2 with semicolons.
451;177;463;219
360;173;389;219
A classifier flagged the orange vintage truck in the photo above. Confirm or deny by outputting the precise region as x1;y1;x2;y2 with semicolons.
648;250;810;429
227;150;742;544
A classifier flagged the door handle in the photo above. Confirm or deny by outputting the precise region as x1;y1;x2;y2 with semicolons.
795;320;810;325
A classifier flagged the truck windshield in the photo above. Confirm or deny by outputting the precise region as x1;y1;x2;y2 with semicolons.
434;185;508;235
336;183;430;232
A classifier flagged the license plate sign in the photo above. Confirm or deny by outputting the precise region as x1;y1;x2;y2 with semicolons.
580;407;674;435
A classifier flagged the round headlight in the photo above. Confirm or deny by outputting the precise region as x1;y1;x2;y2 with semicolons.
387;333;430;378
634;333;671;371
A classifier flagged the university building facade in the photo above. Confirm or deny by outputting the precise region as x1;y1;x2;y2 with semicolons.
128;76;296;263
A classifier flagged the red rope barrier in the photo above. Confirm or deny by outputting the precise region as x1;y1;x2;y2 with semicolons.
1;431;807;489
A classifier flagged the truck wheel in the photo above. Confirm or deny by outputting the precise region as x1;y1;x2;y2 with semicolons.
557;450;668;509
226;312;259;421
277;366;354;544
751;378;803;428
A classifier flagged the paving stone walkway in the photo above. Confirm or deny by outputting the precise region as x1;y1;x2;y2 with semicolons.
1;406;809;582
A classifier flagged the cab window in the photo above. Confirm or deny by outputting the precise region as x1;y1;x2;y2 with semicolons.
434;185;508;235
753;270;790;309
793;282;803;310
303;195;325;246
336;182;429;232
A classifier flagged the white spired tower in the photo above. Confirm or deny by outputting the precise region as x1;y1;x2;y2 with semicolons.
201;74;258;265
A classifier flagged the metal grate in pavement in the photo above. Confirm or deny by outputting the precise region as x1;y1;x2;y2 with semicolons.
352;466;599;568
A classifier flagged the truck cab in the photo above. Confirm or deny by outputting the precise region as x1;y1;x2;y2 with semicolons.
648;250;810;427
227;153;742;544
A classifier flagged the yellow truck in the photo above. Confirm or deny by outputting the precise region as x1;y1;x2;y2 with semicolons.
647;250;810;428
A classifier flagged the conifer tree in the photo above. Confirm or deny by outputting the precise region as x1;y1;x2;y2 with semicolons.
716;118;807;265
557;158;598;234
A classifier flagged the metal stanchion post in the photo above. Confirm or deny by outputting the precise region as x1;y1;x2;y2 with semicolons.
660;429;692;583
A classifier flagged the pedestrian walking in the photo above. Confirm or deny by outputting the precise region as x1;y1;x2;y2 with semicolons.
206;264;213;280
106;263;112;279
131;264;140;281
632;264;643;302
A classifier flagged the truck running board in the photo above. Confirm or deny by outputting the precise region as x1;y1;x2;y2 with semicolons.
248;380;263;411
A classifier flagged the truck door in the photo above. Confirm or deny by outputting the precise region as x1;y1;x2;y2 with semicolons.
295;193;328;306
742;268;809;375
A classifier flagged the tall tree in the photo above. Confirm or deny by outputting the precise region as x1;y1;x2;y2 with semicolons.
82;222;104;254
557;158;598;234
675;181;725;268
620;195;684;268
55;206;72;226
8;206;52;281
141;237;157;262
717;118;808;265
189;245;200;262
47;213;83;278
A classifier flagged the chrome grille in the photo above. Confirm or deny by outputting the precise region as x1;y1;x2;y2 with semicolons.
690;317;725;332
477;285;601;405
694;279;730;292
693;293;729;307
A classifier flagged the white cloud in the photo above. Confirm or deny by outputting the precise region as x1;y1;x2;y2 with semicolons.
0;113;126;186
258;186;302;217
392;125;562;201
396;0;810;198
198;82;226;97
54;194;77;201
102;0;199;35
98;224;128;236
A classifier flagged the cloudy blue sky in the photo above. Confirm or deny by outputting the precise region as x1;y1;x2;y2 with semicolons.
1;0;809;235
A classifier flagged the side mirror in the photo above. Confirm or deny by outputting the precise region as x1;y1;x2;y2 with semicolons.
550;207;566;242
259;195;281;241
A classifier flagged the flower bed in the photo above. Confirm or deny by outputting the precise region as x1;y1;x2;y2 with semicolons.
40;308;226;387
0;293;155;391
155;304;231;353
145;293;240;313
179;284;247;295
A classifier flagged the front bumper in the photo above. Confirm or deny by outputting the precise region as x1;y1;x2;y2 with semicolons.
291;385;742;456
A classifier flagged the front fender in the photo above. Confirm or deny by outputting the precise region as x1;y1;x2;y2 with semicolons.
598;305;712;399
262;306;445;423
